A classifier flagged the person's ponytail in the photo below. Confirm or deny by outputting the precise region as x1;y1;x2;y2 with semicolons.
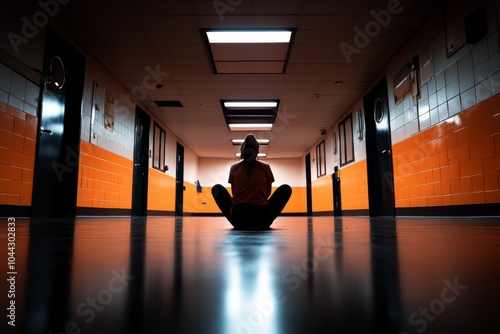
241;134;259;174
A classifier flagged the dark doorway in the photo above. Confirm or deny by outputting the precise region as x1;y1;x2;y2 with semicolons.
363;77;395;217
31;27;86;218
305;153;312;216
131;107;150;217
175;142;185;216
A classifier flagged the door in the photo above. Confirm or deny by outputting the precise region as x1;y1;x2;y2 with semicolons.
175;142;184;216
333;167;342;216
305;153;312;216
131;106;150;217
31;27;86;218
363;77;395;217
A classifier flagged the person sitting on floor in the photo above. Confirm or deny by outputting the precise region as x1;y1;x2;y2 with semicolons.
211;134;292;230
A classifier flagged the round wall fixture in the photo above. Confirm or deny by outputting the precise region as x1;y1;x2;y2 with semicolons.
136;118;143;139
374;98;384;124
49;56;65;90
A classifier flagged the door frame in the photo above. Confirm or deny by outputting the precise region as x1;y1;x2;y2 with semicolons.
305;153;313;216
131;106;150;217
175;142;185;216
363;77;395;217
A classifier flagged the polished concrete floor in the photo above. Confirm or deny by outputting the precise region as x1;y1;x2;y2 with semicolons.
1;216;500;334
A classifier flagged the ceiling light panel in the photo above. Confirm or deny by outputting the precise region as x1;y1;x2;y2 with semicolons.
202;29;296;74
206;31;292;43
211;43;290;61
232;139;270;145
228;124;273;131
222;99;279;132
224;102;278;108
235;152;267;158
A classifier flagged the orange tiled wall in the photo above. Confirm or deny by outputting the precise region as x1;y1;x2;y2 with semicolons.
339;160;369;210
312;175;333;212
148;169;175;212
184;182;217;213
393;94;500;207
0;103;37;206
283;186;306;213
77;140;133;209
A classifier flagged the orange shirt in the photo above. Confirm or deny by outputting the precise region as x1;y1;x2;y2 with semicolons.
228;160;274;206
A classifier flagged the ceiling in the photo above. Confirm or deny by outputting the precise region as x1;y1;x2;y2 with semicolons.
51;0;438;159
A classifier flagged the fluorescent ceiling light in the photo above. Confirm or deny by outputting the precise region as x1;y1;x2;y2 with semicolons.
228;123;273;131
224;101;278;108
206;31;292;44
235;153;267;158
232;139;270;145
203;29;295;74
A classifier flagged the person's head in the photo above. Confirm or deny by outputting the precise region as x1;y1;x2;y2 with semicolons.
241;134;259;162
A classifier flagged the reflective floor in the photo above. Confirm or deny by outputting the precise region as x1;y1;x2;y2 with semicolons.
1;216;500;334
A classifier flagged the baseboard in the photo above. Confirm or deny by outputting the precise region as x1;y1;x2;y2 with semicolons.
183;212;309;217
4;204;497;219
396;203;500;217
147;210;175;216
312;211;334;216
281;212;308;216
341;209;370;216
182;212;221;216
77;207;176;217
76;207;131;216
0;205;31;218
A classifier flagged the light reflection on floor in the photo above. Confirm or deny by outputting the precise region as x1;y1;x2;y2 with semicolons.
1;216;500;334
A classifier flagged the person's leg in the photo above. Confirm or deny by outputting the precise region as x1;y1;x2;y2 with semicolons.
211;184;233;222
231;204;273;230
268;184;292;220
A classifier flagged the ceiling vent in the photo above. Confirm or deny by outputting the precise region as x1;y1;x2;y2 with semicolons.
154;100;183;107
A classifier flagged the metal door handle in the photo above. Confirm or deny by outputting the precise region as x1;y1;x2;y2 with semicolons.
382;149;391;154
134;163;140;166
40;127;53;135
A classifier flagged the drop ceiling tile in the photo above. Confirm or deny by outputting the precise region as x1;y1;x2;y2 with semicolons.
215;61;285;74
210;43;290;61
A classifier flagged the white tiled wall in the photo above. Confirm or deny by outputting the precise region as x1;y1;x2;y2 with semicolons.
81;57;136;160
0;62;39;116
80;54;188;177
389;0;500;145
307;98;367;181
306;0;500;177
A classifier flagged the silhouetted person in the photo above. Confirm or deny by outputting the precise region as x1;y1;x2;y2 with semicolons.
212;134;292;230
